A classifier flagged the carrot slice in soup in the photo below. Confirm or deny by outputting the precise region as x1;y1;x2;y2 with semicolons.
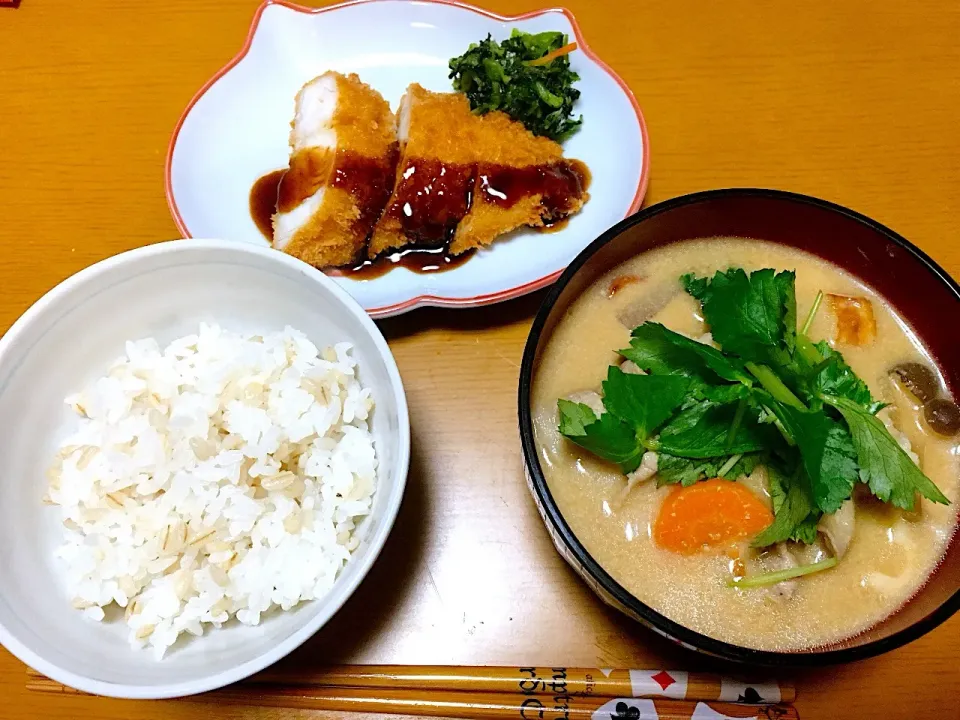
653;479;774;554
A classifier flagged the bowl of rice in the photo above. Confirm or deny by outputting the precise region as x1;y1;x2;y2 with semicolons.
0;239;409;698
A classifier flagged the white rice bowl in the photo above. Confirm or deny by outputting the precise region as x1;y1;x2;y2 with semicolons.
47;323;378;659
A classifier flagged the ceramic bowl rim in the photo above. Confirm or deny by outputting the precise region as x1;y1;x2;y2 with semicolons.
0;238;411;697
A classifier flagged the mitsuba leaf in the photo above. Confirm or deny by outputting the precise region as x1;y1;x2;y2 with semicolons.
753;463;821;547
807;341;883;412
777;270;798;353
826;395;950;509
696;383;753;404
620;323;751;384
655;452;762;488
557;400;645;474
790;514;822;545
681;268;797;363
655;454;712;487
656;401;776;459
680;273;709;300
771;401;859;514
601;366;689;440
725;452;764;480
556;399;596;436
558;265;950;543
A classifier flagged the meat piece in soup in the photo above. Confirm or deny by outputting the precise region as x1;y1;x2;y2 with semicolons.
533;237;958;652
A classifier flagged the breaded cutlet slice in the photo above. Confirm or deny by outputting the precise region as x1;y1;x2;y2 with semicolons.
368;84;589;259
448;110;589;256
368;85;481;258
273;72;398;268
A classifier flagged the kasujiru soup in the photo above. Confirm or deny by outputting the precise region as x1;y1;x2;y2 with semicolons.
532;237;958;651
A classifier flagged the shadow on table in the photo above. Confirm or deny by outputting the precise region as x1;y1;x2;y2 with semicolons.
559;557;797;679
600;603;699;667
267;435;431;669
376;288;548;341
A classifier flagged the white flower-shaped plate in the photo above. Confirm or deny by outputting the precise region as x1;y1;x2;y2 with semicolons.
166;0;649;318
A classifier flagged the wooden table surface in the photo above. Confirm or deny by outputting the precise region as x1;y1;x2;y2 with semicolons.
2;0;959;718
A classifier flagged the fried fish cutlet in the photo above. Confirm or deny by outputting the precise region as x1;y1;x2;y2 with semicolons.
273;72;398;268
368;83;589;259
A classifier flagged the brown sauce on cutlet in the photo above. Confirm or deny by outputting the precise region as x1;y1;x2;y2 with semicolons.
337;144;399;233
249;146;400;241
250;170;285;240
386;159;476;244
344;246;475;280
478;159;591;218
345;157;590;277
539;218;570;232
252;154;590;276
276;149;334;213
379;157;591;245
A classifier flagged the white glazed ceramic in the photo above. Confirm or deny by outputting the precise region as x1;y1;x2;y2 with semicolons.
166;0;649;318
0;240;410;698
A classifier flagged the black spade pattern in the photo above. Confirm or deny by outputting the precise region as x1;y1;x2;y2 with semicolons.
738;687;763;704
610;701;642;720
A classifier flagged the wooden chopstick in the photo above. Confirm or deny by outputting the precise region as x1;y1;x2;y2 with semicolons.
207;685;799;719
27;664;796;718
27;664;793;704
27;674;798;719
249;665;795;704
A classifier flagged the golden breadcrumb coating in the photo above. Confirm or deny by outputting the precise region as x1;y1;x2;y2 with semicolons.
274;72;398;268
327;73;399;157
369;83;587;259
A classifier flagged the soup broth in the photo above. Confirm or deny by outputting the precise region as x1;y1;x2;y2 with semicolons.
532;237;958;651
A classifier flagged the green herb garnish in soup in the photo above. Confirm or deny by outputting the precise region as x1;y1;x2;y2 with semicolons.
448;30;583;142
559;266;948;532
532;237;958;651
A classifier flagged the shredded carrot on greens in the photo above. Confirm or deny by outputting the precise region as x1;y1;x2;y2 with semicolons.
526;42;578;67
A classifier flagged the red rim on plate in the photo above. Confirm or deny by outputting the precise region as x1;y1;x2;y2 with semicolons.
164;0;651;317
